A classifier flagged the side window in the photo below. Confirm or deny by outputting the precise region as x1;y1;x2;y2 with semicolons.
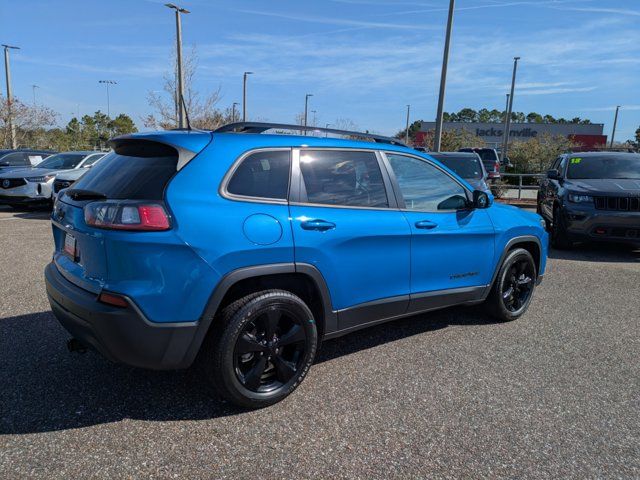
387;153;468;211
551;156;562;170
226;150;291;200
0;152;28;166
558;157;567;176
299;150;388;208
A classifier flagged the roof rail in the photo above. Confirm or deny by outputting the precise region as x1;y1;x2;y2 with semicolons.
213;122;407;147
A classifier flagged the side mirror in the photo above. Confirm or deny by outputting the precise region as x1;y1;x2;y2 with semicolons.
472;190;491;209
547;169;561;180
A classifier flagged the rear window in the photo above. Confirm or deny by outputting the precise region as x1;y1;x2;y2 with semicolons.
432;155;483;180
72;142;178;200
0;152;27;166
37;153;86;169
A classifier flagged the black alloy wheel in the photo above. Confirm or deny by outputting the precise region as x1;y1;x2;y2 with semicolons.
500;257;535;314
234;306;308;393
203;289;318;409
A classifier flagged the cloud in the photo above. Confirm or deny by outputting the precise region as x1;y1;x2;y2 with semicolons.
552;6;640;17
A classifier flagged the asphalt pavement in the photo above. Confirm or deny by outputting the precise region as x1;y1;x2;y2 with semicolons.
0;204;639;479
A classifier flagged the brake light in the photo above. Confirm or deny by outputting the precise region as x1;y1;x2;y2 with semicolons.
84;201;171;231
494;161;501;173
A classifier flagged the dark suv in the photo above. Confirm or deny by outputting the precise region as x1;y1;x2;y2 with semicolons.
0;149;55;174
537;151;640;248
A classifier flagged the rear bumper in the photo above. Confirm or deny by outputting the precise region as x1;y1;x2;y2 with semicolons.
45;262;199;370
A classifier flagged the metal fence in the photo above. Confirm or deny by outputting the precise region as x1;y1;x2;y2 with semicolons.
500;173;546;200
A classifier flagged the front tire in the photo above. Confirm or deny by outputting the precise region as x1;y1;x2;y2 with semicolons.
485;248;537;322
551;206;572;249
202;290;318;409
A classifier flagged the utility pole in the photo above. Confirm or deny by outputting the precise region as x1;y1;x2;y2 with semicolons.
311;110;317;127
165;3;190;128
501;93;510;151
31;84;39;105
405;104;411;144
3;44;19;149
609;105;621;148
232;102;239;122
501;56;520;162
243;71;253;122
98;80;117;117
304;93;313;135
433;0;455;152
325;123;331;138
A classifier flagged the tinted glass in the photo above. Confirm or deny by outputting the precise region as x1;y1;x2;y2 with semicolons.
73;144;177;200
566;154;640;180
0;152;27;166
432;154;483;180
82;153;105;166
475;149;498;162
227;150;290;199
299;150;388;208
388;154;468;211
37;153;87;169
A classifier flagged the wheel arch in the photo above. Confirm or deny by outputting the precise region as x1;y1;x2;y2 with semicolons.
182;263;336;366
489;236;542;291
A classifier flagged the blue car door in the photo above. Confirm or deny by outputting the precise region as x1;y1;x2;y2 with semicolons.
383;152;495;312
289;148;411;332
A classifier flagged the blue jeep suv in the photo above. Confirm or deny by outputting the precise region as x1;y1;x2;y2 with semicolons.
45;123;548;408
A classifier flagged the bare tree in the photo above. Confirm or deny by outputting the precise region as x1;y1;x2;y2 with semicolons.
146;47;230;130
0;94;57;148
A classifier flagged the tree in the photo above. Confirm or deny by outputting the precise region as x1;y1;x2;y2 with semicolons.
0;94;57;148
417;128;485;151
146;47;231;130
395;120;422;142
635;126;640;146
508;133;578;173
526;112;543;124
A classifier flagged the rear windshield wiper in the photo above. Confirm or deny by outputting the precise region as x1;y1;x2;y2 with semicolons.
65;189;107;201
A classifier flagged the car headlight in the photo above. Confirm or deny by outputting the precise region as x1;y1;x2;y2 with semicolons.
568;193;592;203
26;175;55;183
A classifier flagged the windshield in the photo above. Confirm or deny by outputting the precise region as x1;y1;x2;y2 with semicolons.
435;155;484;180
36;153;87;170
566;154;640;180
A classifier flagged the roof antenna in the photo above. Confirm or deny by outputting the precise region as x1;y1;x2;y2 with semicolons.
180;93;191;130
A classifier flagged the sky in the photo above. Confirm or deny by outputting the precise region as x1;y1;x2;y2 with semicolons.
1;0;639;140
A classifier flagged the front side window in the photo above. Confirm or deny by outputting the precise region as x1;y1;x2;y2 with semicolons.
226;150;291;200
299;150;388;208
387;153;468;211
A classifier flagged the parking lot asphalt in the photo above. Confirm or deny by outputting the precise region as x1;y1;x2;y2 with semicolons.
0;204;639;479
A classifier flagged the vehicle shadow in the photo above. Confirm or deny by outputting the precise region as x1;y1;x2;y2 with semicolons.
548;242;640;263
0;307;497;435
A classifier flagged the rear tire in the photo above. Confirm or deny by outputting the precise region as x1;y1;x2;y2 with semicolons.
201;289;318;409
485;248;537;322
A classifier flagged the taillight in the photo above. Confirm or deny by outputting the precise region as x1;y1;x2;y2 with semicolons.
84;201;171;231
494;161;500;173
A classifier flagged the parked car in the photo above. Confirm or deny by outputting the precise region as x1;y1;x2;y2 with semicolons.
0;151;96;207
52;152;107;195
537;151;640;248
429;152;490;192
45;123;548;408
0;149;55;174
459;147;501;181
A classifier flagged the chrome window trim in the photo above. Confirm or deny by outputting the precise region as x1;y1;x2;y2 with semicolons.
219;147;292;206
381;150;475;214
293;147;395;211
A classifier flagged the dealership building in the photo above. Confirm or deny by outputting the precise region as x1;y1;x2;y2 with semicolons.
416;122;607;149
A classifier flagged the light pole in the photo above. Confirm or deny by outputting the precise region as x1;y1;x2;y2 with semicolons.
243;71;253;122
98;80;117;117
405;104;411;144
232;102;239;122
501;93;510;151
303;93;313;134
609;105;621;148
166;3;190;129
31;84;39;106
325;123;331;138
433;0;455;152
311;110;317;127
501;56;520;163
3;44;19;149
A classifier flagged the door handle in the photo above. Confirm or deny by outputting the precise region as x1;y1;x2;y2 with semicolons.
415;220;438;230
301;219;336;231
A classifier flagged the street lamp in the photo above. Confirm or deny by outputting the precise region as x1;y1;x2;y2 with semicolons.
165;3;190;129
243;71;253;122
311;110;317;127
304;93;313;134
405;104;411;144
31;84;39;106
2;44;20;149
232;102;240;122
325;123;331;138
98;80;117;117
433;0;455;152
610;105;621;148
501;56;520;163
